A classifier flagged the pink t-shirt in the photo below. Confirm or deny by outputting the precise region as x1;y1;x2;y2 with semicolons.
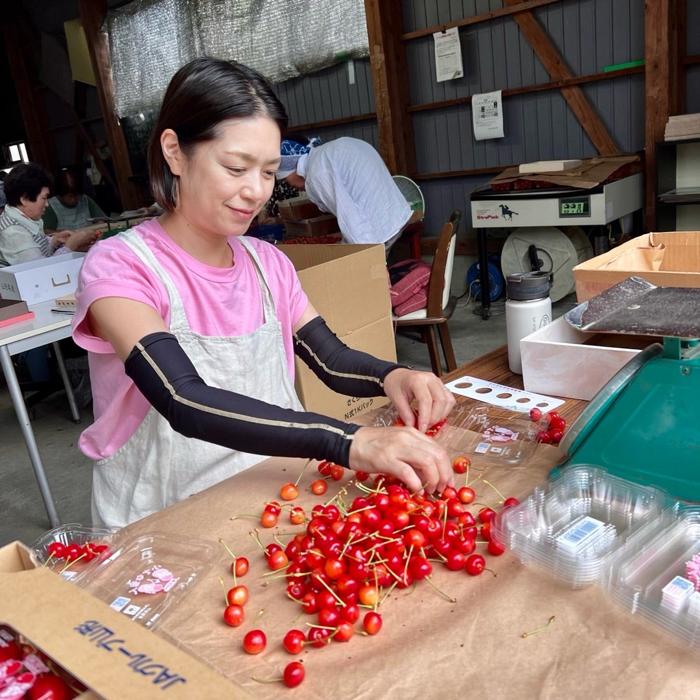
72;219;309;460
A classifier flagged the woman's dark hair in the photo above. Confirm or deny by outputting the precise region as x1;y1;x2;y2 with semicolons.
148;57;288;211
4;162;52;207
54;168;83;198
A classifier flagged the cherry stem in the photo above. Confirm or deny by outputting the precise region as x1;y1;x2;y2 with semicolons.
59;552;86;574
294;458;313;487
425;575;457;603
218;576;229;606
249;529;266;553
521;615;556;638
313;573;346;607
305;622;337;631
251;676;283;684
43;551;55;567
229;514;258;521
378;580;398;607
485;568;498;578
482;479;506;503
324;486;348;509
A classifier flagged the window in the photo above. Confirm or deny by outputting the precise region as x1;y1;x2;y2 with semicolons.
7;142;28;164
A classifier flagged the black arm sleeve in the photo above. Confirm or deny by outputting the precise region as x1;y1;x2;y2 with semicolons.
293;316;408;397
124;332;360;467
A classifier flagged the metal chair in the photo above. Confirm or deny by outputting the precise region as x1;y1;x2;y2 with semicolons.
393;210;461;376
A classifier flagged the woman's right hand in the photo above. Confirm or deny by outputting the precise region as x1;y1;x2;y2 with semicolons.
348;425;453;495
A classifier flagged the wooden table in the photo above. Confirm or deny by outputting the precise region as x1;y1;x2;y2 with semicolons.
102;349;698;699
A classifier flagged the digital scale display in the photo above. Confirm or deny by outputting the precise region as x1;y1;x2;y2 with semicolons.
559;196;591;217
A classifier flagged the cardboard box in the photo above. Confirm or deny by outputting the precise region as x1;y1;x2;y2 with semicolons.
0;541;244;699
521;316;658;400
284;214;339;238
278;244;396;421
0;253;85;304
277;195;324;221
573;231;700;301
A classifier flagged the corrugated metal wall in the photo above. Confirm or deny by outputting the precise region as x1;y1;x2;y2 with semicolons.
273;1;700;238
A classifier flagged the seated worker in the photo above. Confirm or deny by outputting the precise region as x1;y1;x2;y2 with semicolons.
277;137;412;250
0;163;99;267
43;167;106;232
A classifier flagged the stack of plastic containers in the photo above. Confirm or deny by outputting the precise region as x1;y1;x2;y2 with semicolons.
494;465;700;649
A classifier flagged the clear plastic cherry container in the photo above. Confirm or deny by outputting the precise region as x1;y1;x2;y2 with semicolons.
76;533;217;630
31;524;118;583
493;465;670;588
600;506;700;649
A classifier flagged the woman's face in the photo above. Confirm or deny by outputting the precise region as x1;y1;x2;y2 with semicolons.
171;116;281;238
19;187;50;221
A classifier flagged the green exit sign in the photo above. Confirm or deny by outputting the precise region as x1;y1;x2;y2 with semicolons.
559;196;590;217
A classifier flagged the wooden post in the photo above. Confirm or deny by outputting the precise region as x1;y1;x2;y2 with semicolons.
364;0;416;175
503;0;618;156
1;19;56;171
644;0;681;231
78;0;142;209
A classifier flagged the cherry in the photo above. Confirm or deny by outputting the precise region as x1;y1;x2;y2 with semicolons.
300;592;319;614
480;523;492;541
452;455;471;474
283;661;305;688
46;542;66;559
329;465;344;481
445;551;467;571
264;500;282;516
355;470;370;482
487;539;506;556
341;603;360;623
232;557;249;577
478;507;496;524
64;543;84;561
529;407;542;422
283;629;306;654
227;584;249;607
279;482;299;501
223;604;245;627
333;621;354;643
363;611;383;635
549;429;564;444
260;510;278;528
403;528;427;549
306;627;330;647
28;674;70;700
536;430;552;444
317;607;341;628
310;479;328;496
267;550;289;571
289;506;305;525
243;629;267;655
358;584;379;607
457;486;476;505
465;554;486;576
0;639;20;662
502;496;520;509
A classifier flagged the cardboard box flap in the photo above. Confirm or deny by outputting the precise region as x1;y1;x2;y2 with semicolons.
280;244;391;334
0;544;244;699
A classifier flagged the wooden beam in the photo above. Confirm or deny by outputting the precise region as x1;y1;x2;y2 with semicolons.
1;17;56;171
78;0;142;209
414;165;506;181
675;0;687;114
401;0;560;41
286;112;376;135
503;0;619;156
644;0;682;231
407;65;645;115
364;0;415;174
683;54;700;65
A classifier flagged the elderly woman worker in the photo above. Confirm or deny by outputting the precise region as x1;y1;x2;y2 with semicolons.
0;163;98;266
73;58;454;528
43;168;106;232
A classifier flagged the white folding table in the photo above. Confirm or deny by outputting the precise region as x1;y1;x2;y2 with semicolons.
0;301;80;527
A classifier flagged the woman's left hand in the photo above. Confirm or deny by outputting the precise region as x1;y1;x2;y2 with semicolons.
383;367;455;433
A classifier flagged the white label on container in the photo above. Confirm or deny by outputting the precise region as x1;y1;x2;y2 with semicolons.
60;571;78;581
556;516;606;553
123;604;142;616
662;576;694;604
110;596;130;612
475;442;490;454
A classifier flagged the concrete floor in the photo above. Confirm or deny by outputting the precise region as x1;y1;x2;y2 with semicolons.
0;256;577;548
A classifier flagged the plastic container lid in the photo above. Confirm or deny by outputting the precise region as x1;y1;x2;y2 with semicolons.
77;533;217;630
506;271;551;301
493;465;669;588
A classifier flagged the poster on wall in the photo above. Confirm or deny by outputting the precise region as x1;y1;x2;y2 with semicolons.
472;90;504;140
433;27;464;82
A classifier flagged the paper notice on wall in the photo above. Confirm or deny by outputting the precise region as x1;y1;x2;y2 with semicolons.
433;27;464;82
472;90;504;140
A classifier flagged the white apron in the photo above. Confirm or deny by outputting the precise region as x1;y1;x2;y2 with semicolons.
92;230;302;528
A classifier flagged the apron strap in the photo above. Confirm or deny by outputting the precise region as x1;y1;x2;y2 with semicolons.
236;236;278;324
120;228;191;333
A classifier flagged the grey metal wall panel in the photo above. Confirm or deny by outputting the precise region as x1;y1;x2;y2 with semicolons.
688;67;700;114
404;0;645;235
689;1;700;53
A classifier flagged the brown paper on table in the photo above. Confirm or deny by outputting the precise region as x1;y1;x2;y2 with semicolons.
114;445;700;700
490;155;640;191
